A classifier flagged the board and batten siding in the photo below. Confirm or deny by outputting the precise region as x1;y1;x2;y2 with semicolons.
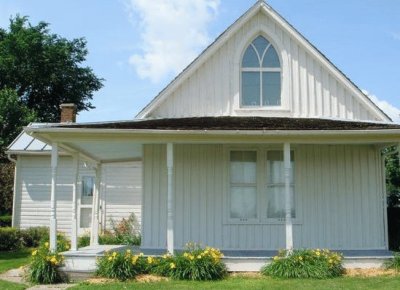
148;11;380;122
142;144;386;250
13;156;142;237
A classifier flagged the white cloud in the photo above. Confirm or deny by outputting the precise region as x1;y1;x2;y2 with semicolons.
362;90;400;123
125;0;220;83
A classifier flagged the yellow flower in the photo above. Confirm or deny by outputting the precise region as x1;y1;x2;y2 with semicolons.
273;256;279;261
147;256;154;264
189;255;194;261
170;262;176;269
139;253;144;257
108;256;113;261
197;255;202;259
315;252;320;256
44;242;49;248
32;250;38;256
298;256;303;261
204;250;209;255
163;254;168;259
50;257;57;264
132;256;138;264
126;249;131;254
112;251;118;257
183;252;189;258
65;244;69;250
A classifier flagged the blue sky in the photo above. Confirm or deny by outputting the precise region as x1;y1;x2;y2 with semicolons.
1;0;399;122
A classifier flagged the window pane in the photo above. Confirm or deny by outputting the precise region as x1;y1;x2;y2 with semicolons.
81;176;94;205
230;186;257;219
230;151;256;184
262;46;280;68
267;151;294;183
267;185;295;218
80;208;92;228
262;72;281;106
252;36;269;57
242;46;259;67
242;72;260;106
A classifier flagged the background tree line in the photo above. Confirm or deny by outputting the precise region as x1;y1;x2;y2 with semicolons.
0;16;103;216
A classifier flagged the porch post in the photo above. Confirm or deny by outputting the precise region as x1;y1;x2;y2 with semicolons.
50;142;58;252
284;142;293;251
90;164;101;246
167;143;174;254
71;154;79;251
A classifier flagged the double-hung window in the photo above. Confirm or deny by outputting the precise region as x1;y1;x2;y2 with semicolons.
229;151;257;221
228;148;296;223
266;151;295;220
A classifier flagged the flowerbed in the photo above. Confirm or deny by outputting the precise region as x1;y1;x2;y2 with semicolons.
262;249;344;279
96;244;227;281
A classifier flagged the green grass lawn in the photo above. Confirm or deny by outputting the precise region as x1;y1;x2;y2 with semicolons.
0;280;26;290
0;249;32;274
72;275;400;290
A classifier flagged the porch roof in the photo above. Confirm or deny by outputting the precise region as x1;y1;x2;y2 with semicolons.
33;116;400;131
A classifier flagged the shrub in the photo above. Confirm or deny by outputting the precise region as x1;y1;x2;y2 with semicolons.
262;249;344;279
96;249;148;281
385;252;400;271
166;244;227;281
20;227;49;248
0;227;22;251
0;215;12;227
78;233;90;248
28;242;65;284
109;213;141;245
39;232;71;252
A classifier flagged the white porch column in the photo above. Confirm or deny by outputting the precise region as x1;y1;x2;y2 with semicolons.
50;142;58;252
71;154;79;251
90;165;101;246
284;142;293;251
167;143;174;254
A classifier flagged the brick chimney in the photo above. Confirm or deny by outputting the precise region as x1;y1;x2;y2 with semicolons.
60;103;77;123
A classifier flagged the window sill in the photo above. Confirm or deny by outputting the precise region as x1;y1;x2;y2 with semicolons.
234;108;291;117
224;219;302;225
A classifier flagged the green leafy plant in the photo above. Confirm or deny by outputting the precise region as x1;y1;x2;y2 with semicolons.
109;213;141;245
96;250;148;281
262;249;344;279
0;215;12;227
28;241;65;284
167;243;227;281
39;232;71;252
20;227;49;248
0;227;22;251
385;252;400;271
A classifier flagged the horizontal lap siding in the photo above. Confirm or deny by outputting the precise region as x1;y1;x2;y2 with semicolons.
142;144;386;250
15;156;143;237
103;162;142;228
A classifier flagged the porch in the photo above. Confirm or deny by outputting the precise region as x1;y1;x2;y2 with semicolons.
24;117;400;272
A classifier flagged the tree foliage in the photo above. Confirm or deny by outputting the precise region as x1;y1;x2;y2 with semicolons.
0;15;103;122
386;147;400;207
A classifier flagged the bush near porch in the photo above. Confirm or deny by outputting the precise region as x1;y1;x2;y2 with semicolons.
95;244;227;281
262;249;344;279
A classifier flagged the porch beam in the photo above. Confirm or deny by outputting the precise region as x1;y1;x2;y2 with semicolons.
284;142;293;251
49;142;58;252
71;154;79;251
90;165;102;246
167;143;174;254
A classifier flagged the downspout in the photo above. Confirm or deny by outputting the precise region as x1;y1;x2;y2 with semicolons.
7;154;18;228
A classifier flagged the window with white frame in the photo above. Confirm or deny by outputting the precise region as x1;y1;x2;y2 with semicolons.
241;35;281;107
228;149;295;223
266;151;295;219
229;151;257;220
80;176;94;228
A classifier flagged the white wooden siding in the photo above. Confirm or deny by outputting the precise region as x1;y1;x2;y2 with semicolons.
148;11;381;122
13;156;142;237
142;144;386;250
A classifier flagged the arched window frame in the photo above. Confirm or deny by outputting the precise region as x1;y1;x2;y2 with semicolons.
233;29;291;116
241;36;282;107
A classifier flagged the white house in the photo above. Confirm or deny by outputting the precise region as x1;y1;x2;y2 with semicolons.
6;1;400;271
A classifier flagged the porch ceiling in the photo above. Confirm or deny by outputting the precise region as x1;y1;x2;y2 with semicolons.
63;140;142;162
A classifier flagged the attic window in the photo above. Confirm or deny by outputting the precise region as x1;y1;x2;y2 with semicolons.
241;36;281;107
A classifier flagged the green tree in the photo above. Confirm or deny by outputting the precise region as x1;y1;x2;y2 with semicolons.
0;15;103;122
386;148;400;207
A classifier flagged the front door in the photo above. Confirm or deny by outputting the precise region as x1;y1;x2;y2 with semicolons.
78;176;95;234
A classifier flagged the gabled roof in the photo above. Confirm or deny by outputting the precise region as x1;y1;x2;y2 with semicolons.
136;1;391;122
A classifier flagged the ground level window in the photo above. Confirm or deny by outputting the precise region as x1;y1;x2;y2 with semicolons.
266;151;295;219
229;151;257;220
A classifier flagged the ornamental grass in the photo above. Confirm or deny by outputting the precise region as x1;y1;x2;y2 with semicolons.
262;249;344;279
